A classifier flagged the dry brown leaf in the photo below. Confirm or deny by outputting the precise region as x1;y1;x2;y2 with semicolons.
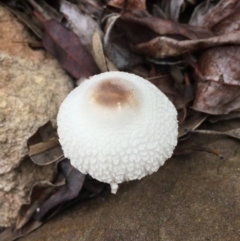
203;0;240;29
208;113;240;123
105;57;119;71
189;1;215;26
39;14;100;79
212;10;240;35
131;31;240;58
107;0;146;11
16;181;65;230
148;74;185;110
1;221;42;241
193;46;240;115
60;1;103;52
192;5;240;116
92;32;108;72
121;13;214;41
75;0;104;19
158;0;185;21
103;14;142;69
27;0;63;22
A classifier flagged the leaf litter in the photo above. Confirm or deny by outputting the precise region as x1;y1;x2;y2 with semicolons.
1;0;240;239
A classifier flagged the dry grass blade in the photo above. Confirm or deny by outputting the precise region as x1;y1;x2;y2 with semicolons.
92;32;108;72
0;2;43;38
28;137;60;156
27;0;63;21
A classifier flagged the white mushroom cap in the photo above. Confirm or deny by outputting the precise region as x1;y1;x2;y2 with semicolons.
57;71;178;194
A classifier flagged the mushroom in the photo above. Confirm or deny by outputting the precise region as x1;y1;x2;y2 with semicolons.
57;71;178;194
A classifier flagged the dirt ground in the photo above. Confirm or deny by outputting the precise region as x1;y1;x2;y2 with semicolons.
24;121;240;241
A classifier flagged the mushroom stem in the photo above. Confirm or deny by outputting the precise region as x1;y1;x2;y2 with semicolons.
110;183;119;194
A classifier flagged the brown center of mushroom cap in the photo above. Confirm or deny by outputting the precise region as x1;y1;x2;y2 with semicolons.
91;79;137;109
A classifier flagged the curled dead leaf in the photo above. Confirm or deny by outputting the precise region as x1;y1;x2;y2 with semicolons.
103;14;142;69
16;180;65;230
132;31;240;58
33;159;85;221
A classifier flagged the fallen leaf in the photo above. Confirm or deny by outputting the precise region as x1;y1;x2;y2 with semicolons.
27;0;63;22
158;0;185;21
35;12;100;79
105;56;119;71
212;9;240;35
16;181;65;230
107;0;146;11
189;1;215;26
33;159;85;221
132;31;240;58
121;13;214;41
208;113;240;123
1;160;107;241
75;0;104;19
103;14;142;69
60;1;103;52
92;31;118;71
147;74;185;110
203;0;240;29
1;221;42;241
193;46;240;115
92;32;108;72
